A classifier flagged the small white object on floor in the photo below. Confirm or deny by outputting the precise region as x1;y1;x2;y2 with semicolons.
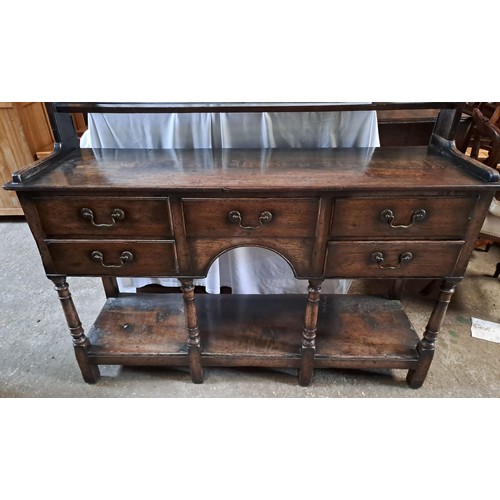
488;197;500;217
471;317;500;343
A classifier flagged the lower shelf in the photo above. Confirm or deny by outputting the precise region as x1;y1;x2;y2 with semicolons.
86;293;420;370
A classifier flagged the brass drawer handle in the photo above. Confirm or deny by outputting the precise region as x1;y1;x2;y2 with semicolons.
81;208;125;227
91;250;134;268
371;251;413;270
228;210;273;230
380;208;427;228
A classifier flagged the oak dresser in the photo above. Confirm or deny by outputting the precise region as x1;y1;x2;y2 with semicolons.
4;102;499;388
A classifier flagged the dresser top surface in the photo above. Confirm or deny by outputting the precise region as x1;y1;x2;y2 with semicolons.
6;146;499;193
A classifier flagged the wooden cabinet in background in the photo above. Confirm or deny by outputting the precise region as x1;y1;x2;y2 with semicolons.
0;102;55;216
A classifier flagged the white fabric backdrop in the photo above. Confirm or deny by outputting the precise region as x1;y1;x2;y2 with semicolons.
80;110;379;294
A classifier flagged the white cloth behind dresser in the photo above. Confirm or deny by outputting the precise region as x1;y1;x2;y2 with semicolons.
80;110;380;294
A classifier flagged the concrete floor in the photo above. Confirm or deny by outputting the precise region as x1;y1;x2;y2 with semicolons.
1;217;500;398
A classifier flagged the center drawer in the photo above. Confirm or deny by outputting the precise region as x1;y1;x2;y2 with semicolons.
182;198;319;238
34;197;173;238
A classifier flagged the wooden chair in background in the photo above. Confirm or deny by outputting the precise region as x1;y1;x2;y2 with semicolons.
469;108;500;278
456;102;500;158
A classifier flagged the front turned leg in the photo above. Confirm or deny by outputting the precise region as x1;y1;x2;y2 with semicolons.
389;279;406;300
494;262;500;278
298;280;323;387
49;276;100;384
407;279;459;389
179;279;204;383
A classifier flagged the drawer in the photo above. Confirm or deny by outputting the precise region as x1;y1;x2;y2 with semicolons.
331;197;478;239
45;241;178;276
182;198;319;237
34;197;173;238
324;241;464;278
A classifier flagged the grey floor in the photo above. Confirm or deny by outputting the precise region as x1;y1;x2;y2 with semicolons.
1;217;500;398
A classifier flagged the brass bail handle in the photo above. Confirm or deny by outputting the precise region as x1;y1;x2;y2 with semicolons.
380;208;427;229
371;251;413;270
228;210;273;230
91;250;134;268
81;208;125;227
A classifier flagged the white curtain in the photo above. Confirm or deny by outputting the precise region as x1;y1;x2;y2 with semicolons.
80;110;379;294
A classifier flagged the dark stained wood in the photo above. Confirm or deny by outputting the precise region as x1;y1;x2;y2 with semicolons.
197;294;304;366
45;240;179;277
179;279;204;383
331;196;478;239
407;279;458;388
187;237;315;278
299;280;323;386
87;294;188;363
34;196;173;238
4;102;500;389
54;102;460;114
315;294;420;365
182;198;319;237
324;241;464;278
431;107;464;142
6;147;499;191
44;103;79;150
86;293;420;372
49;276;100;383
377;109;439;147
101;277;120;298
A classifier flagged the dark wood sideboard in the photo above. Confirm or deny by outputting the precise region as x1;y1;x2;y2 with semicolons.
4;102;499;388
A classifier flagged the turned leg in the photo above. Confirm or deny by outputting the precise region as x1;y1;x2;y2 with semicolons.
494;262;500;278
101;277;120;298
49;276;100;384
407;279;459;389
179;279;204;383
389;279;406;300
298;279;323;387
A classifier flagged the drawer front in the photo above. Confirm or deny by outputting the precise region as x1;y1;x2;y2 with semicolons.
46;241;178;276
35;197;173;238
182;198;319;237
331;197;477;239
187;238;316;277
324;241;464;278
